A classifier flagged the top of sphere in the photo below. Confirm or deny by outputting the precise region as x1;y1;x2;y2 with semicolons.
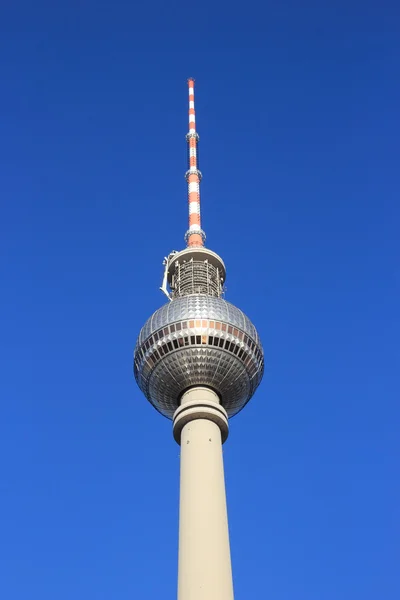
137;296;261;347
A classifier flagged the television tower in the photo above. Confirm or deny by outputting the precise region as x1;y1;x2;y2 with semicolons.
134;80;264;600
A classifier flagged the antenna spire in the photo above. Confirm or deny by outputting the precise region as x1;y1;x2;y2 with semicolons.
185;78;205;247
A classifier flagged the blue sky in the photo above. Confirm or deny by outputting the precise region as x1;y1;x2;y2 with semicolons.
1;2;399;598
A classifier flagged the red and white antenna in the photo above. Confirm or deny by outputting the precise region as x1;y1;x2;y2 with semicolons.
185;78;205;247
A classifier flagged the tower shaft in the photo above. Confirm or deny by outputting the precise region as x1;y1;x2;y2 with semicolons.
174;387;234;600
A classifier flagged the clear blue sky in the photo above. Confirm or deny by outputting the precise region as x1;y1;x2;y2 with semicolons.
1;2;399;598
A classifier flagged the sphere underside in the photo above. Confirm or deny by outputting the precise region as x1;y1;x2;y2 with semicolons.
134;295;264;419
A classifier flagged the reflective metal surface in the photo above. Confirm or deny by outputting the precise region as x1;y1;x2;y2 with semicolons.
134;296;264;419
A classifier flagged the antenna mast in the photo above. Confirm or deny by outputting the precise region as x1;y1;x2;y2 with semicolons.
185;78;205;247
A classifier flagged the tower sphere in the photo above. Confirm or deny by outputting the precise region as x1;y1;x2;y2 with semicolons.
134;250;264;419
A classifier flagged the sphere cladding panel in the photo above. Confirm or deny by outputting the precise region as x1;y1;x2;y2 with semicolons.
134;296;264;419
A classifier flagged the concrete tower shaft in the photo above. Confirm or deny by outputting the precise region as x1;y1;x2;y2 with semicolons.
174;388;234;600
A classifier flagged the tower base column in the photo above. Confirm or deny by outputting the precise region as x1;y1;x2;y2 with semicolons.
173;387;234;600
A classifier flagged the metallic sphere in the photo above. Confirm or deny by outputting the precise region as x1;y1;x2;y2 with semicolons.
134;295;264;419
